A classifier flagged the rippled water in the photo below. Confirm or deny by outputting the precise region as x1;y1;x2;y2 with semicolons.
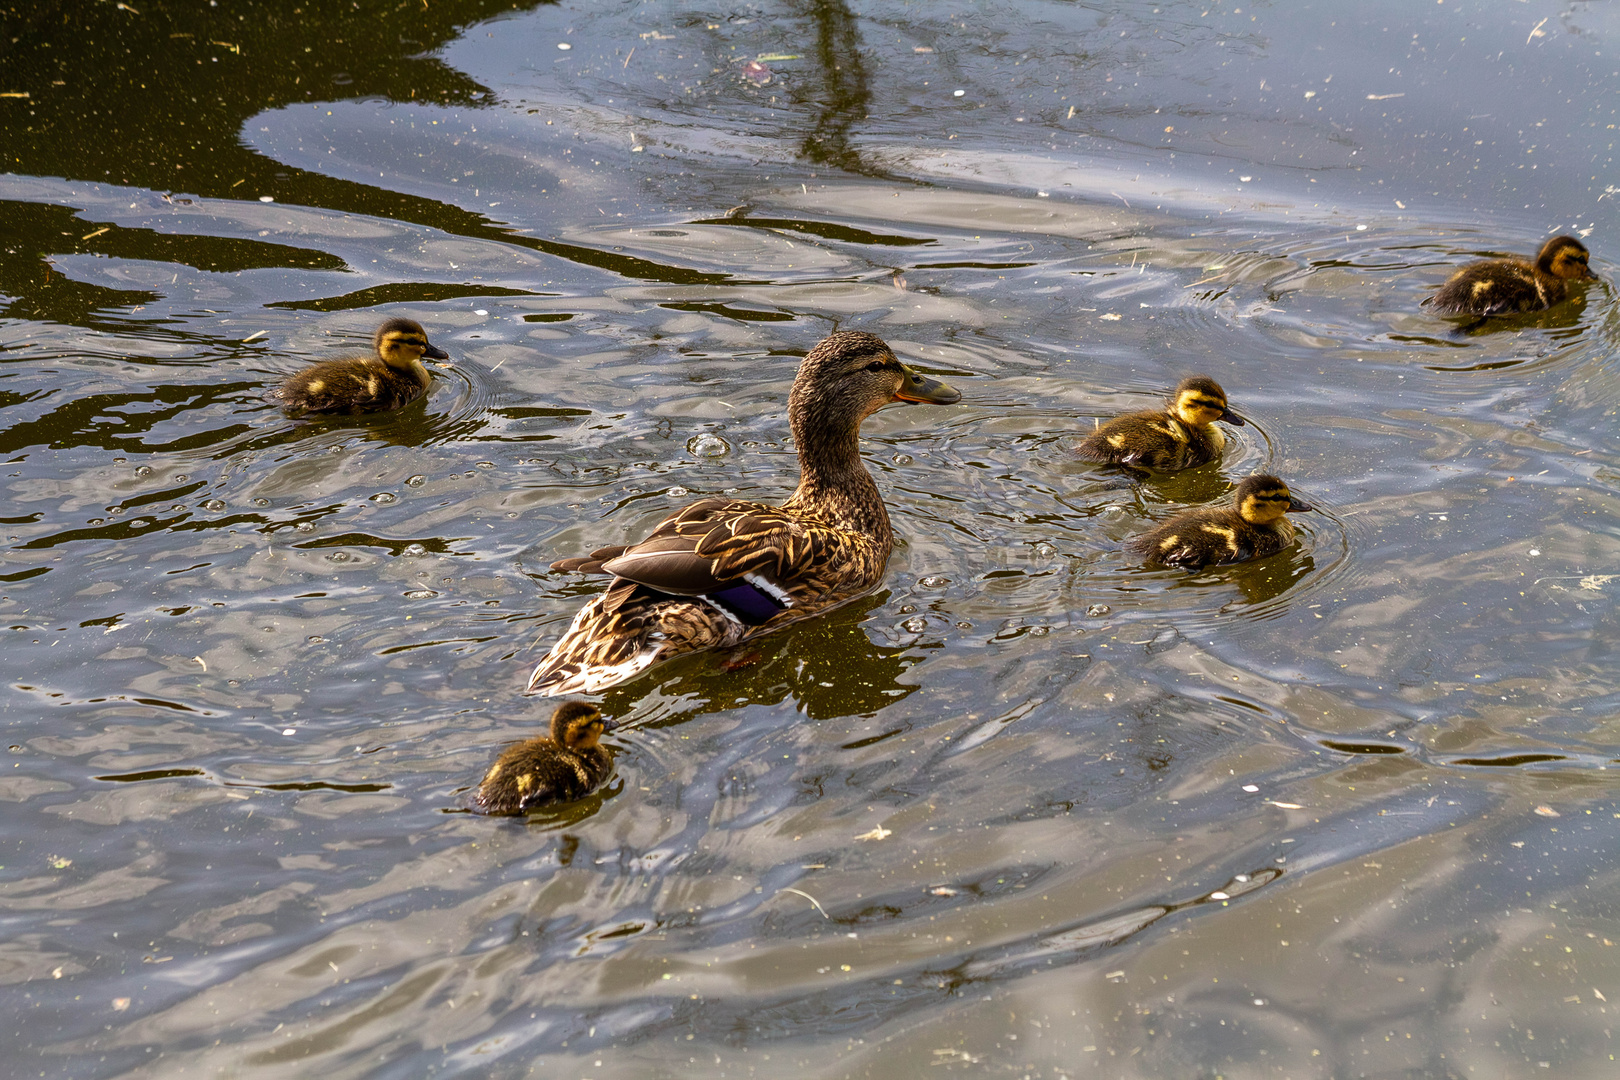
5;1;1620;1077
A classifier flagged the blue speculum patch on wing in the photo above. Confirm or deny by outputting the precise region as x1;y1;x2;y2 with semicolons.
705;581;788;625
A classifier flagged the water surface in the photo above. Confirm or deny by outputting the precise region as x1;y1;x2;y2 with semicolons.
4;2;1620;1077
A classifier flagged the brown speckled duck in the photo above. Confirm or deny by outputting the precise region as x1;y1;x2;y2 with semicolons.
1131;474;1314;569
471;702;615;814
528;330;962;696
278;317;449;415
1076;375;1245;472
1427;235;1597;316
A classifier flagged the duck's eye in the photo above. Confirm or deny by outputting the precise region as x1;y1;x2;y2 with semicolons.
865;361;889;373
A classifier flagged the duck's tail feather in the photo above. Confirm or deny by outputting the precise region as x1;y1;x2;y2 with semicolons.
526;590;739;695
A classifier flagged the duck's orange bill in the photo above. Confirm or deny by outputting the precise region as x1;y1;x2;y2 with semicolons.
893;364;961;405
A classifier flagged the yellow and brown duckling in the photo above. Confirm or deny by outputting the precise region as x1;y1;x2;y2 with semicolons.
528;330;961;696
1076;376;1245;472
1130;474;1314;570
1426;235;1597;316
277;317;449;415
471;702;615;814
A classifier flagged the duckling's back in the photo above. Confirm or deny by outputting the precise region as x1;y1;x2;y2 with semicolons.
1428;258;1557;316
1130;506;1293;569
1078;410;1223;471
279;356;428;415
471;737;611;814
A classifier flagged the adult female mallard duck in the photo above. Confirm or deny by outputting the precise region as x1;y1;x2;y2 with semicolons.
1130;474;1314;569
471;702;615;814
277;317;449;415
1076;375;1245;472
528;330;961;695
1426;235;1597;316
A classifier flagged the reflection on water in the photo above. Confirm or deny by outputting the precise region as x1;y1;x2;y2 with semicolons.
5;0;1620;1077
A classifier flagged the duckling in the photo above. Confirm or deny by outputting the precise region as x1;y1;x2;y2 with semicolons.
277;317;449;415
1427;235;1597;316
1130;474;1314;570
470;702;615;814
1076;376;1245;472
528;330;961;696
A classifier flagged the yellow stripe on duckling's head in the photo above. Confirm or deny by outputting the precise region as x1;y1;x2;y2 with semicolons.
551;700;610;750
1539;235;1597;281
374;317;450;367
1172;375;1244;427
1234;473;1313;524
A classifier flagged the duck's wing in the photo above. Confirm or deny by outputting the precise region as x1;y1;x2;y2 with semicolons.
531;499;887;695
598;499;874;613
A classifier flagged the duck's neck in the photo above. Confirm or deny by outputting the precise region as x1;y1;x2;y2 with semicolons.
781;403;892;546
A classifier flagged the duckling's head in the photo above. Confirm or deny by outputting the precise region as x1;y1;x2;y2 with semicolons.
1170;375;1245;428
789;331;960;440
1537;235;1597;281
1234;474;1314;524
374;318;450;370
549;701;611;750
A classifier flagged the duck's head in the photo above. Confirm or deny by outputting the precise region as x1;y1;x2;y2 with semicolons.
549;701;612;750
1537;235;1597;281
1171;375;1245;427
789;331;960;438
374;318;450;370
1235;474;1314;524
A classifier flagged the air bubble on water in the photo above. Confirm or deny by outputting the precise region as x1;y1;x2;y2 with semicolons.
892;453;913;466
1034;542;1058;557
404;589;438;600
295;521;315;532
903;616;927;633
1087;604;1111;617
202;499;225;512
405;475;426;486
371;492;397;504
919;576;950;589
134;466;152;478
403;543;427;558
688;433;730;458
667;486;689;498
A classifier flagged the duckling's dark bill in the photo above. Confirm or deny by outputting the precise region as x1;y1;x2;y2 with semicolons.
424;343;450;360
893;366;961;405
1289;496;1316;513
1222;408;1248;427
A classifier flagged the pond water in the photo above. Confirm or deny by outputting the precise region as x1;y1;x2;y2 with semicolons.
4;1;1620;1076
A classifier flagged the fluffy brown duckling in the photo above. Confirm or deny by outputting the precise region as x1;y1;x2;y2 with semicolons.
1130;474;1314;569
1427;235;1597;316
470;702;615;814
1076;376;1245;472
278;317;449;415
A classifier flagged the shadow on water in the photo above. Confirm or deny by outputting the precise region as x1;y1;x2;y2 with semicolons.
597;592;922;725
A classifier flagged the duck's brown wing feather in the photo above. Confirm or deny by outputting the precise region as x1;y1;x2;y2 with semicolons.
554;498;861;604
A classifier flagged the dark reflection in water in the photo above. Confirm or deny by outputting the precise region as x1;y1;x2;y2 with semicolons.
601;593;921;724
792;0;880;176
0;201;344;332
5;0;523;198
